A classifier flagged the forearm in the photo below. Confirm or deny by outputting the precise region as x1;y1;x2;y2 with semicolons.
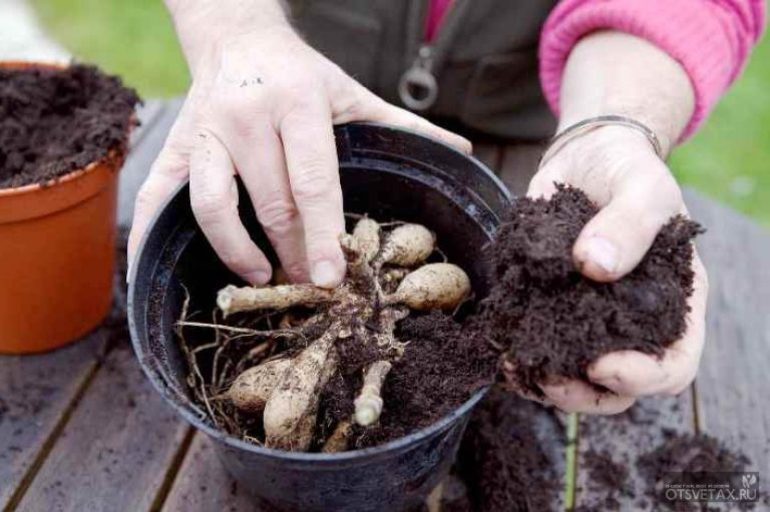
164;0;291;74
558;31;695;156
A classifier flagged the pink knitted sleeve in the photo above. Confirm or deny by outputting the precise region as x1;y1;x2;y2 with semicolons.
539;0;766;139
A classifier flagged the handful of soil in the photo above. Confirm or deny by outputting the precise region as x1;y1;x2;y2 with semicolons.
177;217;496;452
0;63;139;189
475;185;703;396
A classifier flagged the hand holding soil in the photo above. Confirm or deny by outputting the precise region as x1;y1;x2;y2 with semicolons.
514;125;708;413
126;10;470;289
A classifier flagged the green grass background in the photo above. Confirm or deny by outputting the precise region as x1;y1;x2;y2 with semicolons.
32;0;770;225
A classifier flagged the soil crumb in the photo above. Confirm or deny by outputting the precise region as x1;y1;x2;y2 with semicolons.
453;387;561;512
317;311;498;449
638;432;764;511
475;185;703;395
575;449;634;511
0;64;139;189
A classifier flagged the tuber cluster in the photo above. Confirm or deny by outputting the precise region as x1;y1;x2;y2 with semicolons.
178;216;473;452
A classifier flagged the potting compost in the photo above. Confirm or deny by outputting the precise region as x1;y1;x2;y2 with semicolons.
0;64;139;189
177;217;498;452
475;185;703;395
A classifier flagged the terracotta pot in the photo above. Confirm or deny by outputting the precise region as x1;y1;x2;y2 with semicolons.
0;62;127;353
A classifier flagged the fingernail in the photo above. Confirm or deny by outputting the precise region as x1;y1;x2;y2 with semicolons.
311;260;343;288
245;270;271;286
583;236;619;274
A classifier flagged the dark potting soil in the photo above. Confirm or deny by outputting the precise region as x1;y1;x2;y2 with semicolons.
316;311;498;449
0;64;139;189
453;387;561;512
638;431;765;511
475;185;703;395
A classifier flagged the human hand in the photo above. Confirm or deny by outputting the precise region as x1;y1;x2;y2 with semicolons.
127;24;471;287
526;125;708;414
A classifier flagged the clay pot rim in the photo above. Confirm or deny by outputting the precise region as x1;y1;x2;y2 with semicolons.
0;60;131;198
0;155;113;198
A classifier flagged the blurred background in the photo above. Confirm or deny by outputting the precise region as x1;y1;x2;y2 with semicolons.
4;0;768;225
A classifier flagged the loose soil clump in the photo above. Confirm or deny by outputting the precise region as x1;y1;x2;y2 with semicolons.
638;431;765;511
475;185;703;395
0;64;139;189
177;217;496;452
454;387;561;512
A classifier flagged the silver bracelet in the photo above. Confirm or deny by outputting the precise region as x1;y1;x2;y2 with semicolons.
539;115;664;169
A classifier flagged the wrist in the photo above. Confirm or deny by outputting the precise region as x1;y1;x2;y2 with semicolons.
542;124;658;171
166;0;290;75
558;31;695;155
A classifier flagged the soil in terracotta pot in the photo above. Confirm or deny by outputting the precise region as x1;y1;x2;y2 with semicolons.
473;185;703;396
176;216;497;452
0;64;139;189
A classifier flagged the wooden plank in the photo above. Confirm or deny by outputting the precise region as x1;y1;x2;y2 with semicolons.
15;344;193;512
162;434;259;512
497;142;546;197
684;189;770;477
0;332;108;509
118;99;184;227
575;395;695;510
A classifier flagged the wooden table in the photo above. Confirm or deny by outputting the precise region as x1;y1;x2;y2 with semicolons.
1;100;768;512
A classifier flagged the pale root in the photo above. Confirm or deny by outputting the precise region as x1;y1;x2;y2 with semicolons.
388;263;471;311
378;224;435;267
352;217;381;263
263;326;339;451
217;284;335;316
354;360;392;426
227;358;293;413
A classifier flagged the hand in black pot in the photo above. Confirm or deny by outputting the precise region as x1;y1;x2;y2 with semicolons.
126;1;470;289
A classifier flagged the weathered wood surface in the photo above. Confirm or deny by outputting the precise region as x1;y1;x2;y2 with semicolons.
162;434;258;512
1;99;768;512
14;345;192;512
686;191;770;478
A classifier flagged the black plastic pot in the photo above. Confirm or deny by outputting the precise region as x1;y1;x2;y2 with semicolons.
128;123;511;512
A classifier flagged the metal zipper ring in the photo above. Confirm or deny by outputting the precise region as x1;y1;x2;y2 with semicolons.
398;66;438;112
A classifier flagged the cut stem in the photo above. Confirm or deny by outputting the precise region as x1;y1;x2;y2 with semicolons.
354;360;392;426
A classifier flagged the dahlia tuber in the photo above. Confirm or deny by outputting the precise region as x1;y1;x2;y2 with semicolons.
377;223;435;267
387;263;471;311
226;358;293;413
217;284;335;317
263;325;340;451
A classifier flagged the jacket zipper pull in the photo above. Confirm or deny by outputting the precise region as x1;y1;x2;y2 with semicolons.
398;44;439;112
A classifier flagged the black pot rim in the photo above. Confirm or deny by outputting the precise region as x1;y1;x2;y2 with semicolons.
128;121;505;462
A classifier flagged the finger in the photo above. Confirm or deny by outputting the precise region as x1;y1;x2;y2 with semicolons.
588;253;708;396
280;100;346;288
333;81;472;155
218;118;309;284
189;129;273;285
573;159;683;282
128;97;197;266
540;379;636;415
526;166;564;200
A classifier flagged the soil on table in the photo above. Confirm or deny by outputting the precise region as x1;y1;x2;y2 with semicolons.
474;185;703;395
317;310;498;449
0;64;139;189
638;431;765;511
452;387;561;512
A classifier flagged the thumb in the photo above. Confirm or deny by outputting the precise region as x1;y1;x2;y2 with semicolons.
573;158;684;282
332;80;472;155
